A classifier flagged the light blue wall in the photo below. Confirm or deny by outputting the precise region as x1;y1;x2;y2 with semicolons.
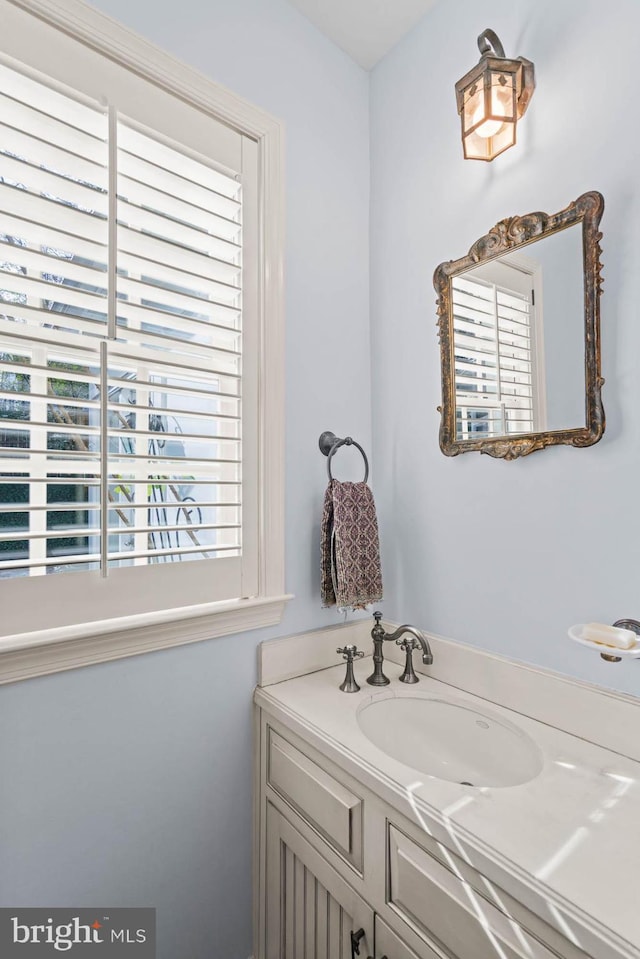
370;0;640;697
0;2;370;957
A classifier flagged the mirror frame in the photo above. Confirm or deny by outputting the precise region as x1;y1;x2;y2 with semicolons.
433;191;605;460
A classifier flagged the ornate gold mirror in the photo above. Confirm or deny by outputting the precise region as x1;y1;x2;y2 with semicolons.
434;191;604;459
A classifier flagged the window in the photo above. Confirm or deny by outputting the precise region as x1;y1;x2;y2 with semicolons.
452;256;545;441
0;0;285;680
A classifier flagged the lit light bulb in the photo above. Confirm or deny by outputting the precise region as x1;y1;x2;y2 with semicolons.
471;87;510;139
472;111;505;138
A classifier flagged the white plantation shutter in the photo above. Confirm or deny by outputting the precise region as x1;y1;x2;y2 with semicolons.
107;121;243;569
452;260;543;441
0;32;263;638
0;61;108;576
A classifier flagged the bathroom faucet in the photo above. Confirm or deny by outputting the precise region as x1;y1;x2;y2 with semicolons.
366;611;433;686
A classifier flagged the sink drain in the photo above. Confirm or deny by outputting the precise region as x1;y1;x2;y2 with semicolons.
459;781;474;786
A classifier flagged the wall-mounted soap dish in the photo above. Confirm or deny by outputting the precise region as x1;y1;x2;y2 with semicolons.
568;621;640;662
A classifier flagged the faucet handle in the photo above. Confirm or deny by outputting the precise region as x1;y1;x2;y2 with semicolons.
337;645;364;693
396;636;418;651
398;637;420;684
337;644;365;661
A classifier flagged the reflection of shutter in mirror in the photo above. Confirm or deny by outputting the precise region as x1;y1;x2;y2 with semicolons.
452;255;543;442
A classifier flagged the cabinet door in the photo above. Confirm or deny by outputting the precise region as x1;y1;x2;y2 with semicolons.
265;803;374;959
374;916;440;959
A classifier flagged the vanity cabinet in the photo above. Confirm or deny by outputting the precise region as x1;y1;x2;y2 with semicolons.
256;712;591;959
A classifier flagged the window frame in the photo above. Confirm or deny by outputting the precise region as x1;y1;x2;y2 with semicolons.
0;0;288;683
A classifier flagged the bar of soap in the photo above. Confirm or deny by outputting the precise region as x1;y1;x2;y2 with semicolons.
582;622;637;649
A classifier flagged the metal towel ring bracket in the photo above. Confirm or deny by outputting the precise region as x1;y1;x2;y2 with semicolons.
318;430;369;483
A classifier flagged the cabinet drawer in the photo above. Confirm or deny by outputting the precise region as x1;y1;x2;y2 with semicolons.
388;824;556;959
267;728;363;868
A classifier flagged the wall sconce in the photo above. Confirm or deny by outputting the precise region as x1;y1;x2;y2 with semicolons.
455;28;535;161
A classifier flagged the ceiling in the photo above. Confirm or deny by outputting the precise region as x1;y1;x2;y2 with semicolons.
287;0;439;70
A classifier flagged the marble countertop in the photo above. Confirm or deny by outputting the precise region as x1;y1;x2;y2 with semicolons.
255;657;640;959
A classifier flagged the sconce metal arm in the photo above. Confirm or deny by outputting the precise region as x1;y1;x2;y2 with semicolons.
477;28;505;59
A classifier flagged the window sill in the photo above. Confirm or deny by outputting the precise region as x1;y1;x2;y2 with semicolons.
0;594;293;684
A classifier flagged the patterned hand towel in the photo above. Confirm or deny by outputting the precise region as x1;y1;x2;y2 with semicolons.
321;480;383;609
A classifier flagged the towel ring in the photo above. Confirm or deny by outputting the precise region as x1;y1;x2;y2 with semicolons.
318;431;369;483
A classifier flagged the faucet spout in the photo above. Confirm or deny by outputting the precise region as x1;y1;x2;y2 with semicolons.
366;612;433;687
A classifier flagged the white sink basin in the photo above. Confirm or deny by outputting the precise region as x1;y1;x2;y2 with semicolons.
357;694;543;787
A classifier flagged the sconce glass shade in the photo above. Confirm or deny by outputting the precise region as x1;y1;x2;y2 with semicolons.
456;30;535;161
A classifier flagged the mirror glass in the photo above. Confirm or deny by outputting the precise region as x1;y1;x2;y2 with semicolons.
452;226;584;442
434;192;604;459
